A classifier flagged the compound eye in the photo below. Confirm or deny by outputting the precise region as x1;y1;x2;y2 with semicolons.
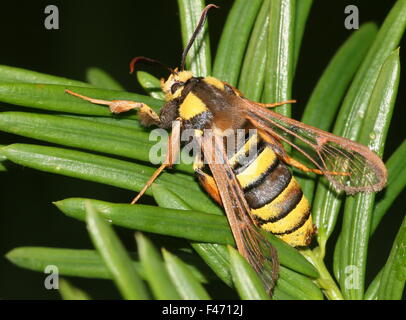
171;82;184;94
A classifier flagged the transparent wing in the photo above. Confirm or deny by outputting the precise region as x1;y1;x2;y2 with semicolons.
201;132;279;294
243;100;387;195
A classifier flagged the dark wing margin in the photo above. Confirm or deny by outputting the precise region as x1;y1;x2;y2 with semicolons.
242;99;387;195
201;132;279;295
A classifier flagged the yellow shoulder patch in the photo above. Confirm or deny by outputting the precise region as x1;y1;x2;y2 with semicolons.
179;92;208;120
204;77;225;91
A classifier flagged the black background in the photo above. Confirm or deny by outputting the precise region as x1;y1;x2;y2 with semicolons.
0;0;404;299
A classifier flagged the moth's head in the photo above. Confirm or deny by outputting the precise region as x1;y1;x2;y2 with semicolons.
161;68;193;100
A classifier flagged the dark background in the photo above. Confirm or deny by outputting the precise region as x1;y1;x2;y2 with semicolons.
0;0;404;299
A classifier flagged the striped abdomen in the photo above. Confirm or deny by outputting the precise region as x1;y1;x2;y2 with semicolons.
229;133;315;246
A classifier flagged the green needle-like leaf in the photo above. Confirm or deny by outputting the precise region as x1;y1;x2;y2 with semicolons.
371;140;406;235
55;197;318;281
376;215;406;300
61;114;145;131
228;246;270;300
59;278;92;300
5;246;212;284
58;198;235;245
136;71;165;100
0;111;200;173
152;183;199;211
152;184;234;286
85;200;149;299
0;112;154;163
191;243;233;287
0;83;162;115
86;67;124;91
265;233;319;279
238;0;271;100
213;0;263;85
177;0;211;76
136;233;181;300
152;184;320;299
272;287;297;300
0;65;91;87
6;247;116;279
364;270;382;300
262;0;295;118
293;0;312;72
338;49;400;300
300;248;343;300
313;0;406;253
0;144;6;171
0;143;220;214
5;247;120;279
332;236;342;283
163;249;211;300
334;0;405;141
277;266;324;300
299;22;377;202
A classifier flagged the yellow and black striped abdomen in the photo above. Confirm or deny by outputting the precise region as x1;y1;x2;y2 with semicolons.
229;133;315;247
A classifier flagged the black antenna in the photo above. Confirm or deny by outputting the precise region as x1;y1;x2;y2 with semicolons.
129;56;174;74
180;4;219;71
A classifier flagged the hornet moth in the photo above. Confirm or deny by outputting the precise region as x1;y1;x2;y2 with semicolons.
65;4;387;294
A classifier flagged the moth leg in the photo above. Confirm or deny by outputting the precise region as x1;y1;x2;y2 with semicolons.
253;99;297;109
282;149;349;176
65;89;160;126
193;158;222;206
280;154;324;175
130;120;182;204
259;130;348;176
